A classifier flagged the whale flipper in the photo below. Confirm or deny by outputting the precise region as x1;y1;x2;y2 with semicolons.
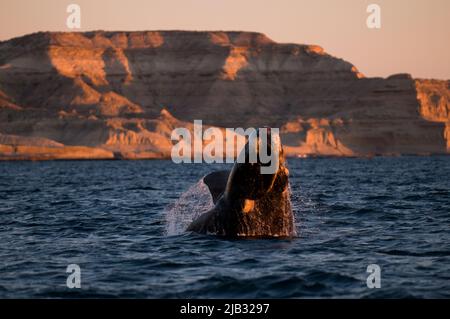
203;170;230;204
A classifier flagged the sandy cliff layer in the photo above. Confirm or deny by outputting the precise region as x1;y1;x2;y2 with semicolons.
0;31;448;160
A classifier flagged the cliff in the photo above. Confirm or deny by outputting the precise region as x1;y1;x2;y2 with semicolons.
0;31;448;160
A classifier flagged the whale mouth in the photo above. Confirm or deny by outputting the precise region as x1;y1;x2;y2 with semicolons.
227;127;287;200
245;127;282;173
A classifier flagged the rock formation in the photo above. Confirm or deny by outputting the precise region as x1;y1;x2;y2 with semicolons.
0;31;448;160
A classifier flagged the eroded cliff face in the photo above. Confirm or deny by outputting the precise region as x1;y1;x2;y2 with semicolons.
414;79;450;152
415;79;450;122
0;31;448;159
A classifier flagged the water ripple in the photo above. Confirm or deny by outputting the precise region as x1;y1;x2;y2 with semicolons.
0;157;449;298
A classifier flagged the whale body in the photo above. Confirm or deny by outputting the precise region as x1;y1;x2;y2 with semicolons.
187;129;295;237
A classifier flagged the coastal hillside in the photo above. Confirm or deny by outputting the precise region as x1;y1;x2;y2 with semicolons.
0;31;448;159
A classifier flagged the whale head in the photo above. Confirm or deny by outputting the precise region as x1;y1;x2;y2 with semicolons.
226;127;288;200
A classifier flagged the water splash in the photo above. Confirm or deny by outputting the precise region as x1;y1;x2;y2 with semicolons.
164;177;214;236
165;178;302;237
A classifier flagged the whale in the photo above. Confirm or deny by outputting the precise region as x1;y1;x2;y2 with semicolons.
187;128;295;237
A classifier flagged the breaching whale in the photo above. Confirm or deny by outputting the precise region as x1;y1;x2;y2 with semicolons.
187;128;295;237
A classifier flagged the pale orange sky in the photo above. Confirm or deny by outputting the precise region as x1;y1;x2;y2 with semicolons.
0;0;449;79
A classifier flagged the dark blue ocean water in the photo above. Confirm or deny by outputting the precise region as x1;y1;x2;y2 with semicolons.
0;157;449;298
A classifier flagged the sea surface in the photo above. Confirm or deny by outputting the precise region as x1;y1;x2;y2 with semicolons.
0;156;449;298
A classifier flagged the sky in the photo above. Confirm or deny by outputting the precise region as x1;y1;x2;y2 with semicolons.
0;0;449;79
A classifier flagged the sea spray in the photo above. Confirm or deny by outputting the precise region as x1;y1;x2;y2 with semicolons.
164;177;214;236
